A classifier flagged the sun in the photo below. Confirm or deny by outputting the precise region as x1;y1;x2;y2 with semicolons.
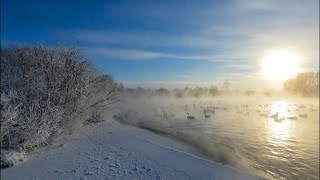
262;50;300;80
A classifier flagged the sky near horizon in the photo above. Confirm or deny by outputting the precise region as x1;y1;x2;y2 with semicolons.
1;0;319;89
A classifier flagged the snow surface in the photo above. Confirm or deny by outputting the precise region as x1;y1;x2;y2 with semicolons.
1;120;264;180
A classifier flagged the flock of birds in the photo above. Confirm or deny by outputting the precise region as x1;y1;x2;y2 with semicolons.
151;101;316;123
185;103;217;120
186;108;213;120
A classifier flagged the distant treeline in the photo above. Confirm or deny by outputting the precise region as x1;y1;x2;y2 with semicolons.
284;72;319;97
119;83;272;98
120;73;320;98
120;86;220;98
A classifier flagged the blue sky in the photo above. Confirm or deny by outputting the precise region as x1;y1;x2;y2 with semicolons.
1;0;319;89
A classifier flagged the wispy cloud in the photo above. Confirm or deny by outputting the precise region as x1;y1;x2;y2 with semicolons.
56;0;318;86
2;0;318;89
86;47;234;62
66;21;318;65
88;47;161;60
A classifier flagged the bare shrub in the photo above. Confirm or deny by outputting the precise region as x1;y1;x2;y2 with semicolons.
0;44;119;150
284;72;319;97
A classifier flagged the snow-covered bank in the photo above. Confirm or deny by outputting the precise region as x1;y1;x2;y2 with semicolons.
1;120;263;180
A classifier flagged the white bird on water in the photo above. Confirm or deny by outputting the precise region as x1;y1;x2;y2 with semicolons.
270;112;279;119
270;112;285;122
203;110;210;118
186;112;195;120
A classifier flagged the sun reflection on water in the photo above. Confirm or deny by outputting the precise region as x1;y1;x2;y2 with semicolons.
270;100;290;118
267;101;293;145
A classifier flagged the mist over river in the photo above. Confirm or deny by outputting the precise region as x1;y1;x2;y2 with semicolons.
116;96;319;180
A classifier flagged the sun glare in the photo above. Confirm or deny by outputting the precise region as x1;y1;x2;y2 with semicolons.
262;50;300;80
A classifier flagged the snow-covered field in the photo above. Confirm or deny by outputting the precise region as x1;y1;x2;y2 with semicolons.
0;120;263;180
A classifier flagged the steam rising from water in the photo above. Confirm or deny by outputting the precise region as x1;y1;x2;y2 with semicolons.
115;95;319;180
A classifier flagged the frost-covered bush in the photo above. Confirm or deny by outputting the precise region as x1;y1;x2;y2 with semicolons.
0;44;119;150
284;72;319;97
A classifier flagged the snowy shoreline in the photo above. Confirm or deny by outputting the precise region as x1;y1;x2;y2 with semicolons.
1;120;264;180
